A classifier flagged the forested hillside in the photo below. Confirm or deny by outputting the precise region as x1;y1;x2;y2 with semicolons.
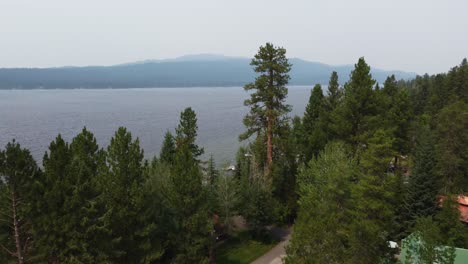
0;55;415;89
0;44;466;263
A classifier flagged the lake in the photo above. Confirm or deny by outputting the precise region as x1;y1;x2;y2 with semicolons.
0;86;314;164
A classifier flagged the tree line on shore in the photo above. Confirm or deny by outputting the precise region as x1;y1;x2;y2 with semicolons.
1;43;467;263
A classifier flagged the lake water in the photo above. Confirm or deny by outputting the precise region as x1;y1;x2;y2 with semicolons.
0;86;314;164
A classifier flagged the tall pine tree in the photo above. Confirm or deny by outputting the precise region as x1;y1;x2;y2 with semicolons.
404;126;439;231
0;141;39;264
240;42;292;175
337;57;377;151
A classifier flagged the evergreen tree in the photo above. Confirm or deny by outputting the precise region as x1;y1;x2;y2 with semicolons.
101;127;145;263
435;101;468;193
31;134;70;263
59;128;109;263
325;71;343;144
160;131;176;165
446;58;468;103
435;195;466;248
214;173;241;234
381;75;412;164
142;159;175;262
337;57;377;150
286;142;355;263
240;42;292;175
206;154;219;187
348;130;397;264
403;217;456;264
234;146;251;180
0;140;39;264
404;126;439;231
326;71;342;110
240;175;276;238
176;107;204;159
167;145;211;263
302;84;326;162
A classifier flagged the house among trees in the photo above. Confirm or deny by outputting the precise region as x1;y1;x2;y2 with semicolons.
456;196;468;224
439;195;468;224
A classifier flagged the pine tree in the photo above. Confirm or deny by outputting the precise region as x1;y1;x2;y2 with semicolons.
167;145;211;263
404;126;439;231
326;71;342;110
302;84;326;162
286;142;355;263
206;154;219;187
0;140;39;264
101;127;145;263
240;42;292;175
403;217;456;264
160;131;176;165
325;71;343;143
435;101;468;193
176;107;204;159
31;134;70;263
381;75;412;164
214;173;240;234
59;128;109;263
347;130;397;264
435;195;466;248
337;57;377;150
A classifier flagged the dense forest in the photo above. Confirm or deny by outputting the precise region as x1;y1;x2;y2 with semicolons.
1;43;467;263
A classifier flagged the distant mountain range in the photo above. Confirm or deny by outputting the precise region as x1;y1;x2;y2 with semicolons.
0;54;417;89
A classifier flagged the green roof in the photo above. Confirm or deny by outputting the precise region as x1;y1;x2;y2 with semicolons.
400;236;468;264
453;247;468;264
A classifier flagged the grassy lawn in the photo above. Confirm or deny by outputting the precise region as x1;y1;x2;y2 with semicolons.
214;231;277;264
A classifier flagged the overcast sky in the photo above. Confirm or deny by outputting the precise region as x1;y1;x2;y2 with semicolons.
1;0;467;74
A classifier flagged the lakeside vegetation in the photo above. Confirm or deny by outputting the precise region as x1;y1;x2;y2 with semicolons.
1;43;467;263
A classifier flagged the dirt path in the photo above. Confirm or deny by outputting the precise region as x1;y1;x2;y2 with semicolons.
251;227;291;264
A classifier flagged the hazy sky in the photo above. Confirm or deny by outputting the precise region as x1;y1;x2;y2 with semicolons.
1;0;467;74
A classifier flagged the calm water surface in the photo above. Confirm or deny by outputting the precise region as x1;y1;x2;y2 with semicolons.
0;86;314;164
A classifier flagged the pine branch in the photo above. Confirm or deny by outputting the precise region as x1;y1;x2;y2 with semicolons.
0;244;17;257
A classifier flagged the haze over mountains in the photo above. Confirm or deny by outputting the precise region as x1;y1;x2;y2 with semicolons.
0;54;416;89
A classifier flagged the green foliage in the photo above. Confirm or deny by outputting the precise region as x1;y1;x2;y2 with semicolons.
402;217;456;264
1;50;467;263
213;173;241;234
176;107;204;159
58;128;109;263
207;154;219;187
239;176;277;238
240;42;291;140
215;231;276;264
348;131;397;264
0;140;39;263
31;134;70;262
337;57;378;149
436;196;466;248
302;84;327;162
435;101;468;193
286;142;355;263
326;71;342;110
100;127;148;263
240;42;292;174
160;130;176;164
380;75;412;157
404;126;439;230
167;145;211;263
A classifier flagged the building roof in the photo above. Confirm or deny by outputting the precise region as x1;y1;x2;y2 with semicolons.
439;195;468;223
401;235;468;264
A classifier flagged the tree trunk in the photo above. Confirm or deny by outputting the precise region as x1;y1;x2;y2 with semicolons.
266;116;273;176
11;191;24;264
